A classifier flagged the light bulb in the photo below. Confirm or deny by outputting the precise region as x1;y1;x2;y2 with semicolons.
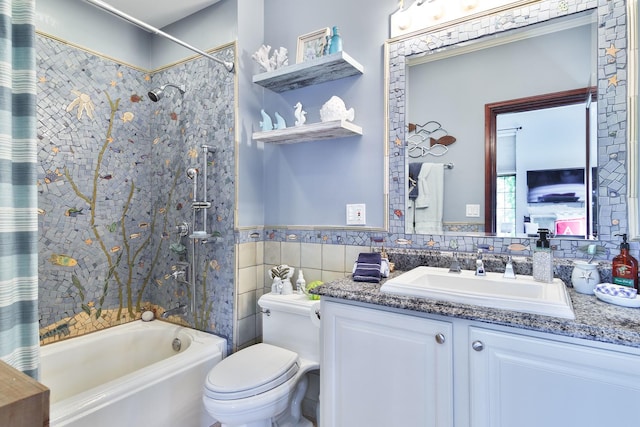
396;9;412;30
461;0;478;11
429;0;445;20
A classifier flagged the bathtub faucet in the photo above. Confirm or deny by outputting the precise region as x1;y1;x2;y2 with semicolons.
161;303;187;319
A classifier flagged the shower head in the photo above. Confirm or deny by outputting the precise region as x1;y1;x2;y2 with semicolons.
186;167;198;179
148;83;186;102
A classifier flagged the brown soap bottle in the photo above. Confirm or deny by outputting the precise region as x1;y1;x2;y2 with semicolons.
612;233;639;290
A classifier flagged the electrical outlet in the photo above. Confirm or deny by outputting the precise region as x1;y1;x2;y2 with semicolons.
466;204;480;217
346;204;366;225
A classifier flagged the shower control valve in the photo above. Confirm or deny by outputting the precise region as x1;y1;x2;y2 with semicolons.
175;222;190;237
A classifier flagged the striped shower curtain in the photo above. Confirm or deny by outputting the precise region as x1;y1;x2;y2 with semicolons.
0;0;38;378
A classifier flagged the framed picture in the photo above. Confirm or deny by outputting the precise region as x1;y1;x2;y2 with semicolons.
296;27;331;63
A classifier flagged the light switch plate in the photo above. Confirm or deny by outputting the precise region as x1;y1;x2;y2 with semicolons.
466;204;480;217
346;204;366;225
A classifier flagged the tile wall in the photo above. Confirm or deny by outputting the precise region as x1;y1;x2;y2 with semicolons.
235;240;370;349
37;33;237;349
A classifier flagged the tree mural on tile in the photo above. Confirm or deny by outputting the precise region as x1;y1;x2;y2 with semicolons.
36;35;236;347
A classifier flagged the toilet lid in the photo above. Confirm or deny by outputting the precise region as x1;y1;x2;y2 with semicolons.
204;343;299;400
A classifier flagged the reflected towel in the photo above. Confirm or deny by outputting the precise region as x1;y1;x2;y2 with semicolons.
408;162;423;200
414;163;444;234
353;252;382;283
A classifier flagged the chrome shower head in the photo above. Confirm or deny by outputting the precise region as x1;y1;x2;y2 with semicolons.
148;88;163;102
186;167;198;179
148;83;185;102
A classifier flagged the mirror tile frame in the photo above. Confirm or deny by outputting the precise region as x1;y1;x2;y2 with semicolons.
385;0;630;257
627;0;639;240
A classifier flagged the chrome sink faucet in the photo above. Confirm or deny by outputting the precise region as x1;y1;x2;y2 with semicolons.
475;249;486;276
449;251;461;273
503;255;516;279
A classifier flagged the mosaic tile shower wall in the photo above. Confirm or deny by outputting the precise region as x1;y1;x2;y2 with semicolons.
37;35;236;345
147;48;236;343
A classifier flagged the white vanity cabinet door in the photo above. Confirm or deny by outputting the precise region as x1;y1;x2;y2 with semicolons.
321;300;453;427
468;327;640;427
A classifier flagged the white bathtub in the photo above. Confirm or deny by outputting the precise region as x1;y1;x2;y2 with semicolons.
40;320;227;427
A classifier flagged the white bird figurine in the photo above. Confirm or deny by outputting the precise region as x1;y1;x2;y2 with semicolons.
294;102;307;126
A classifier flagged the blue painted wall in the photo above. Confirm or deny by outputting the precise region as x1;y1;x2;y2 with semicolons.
36;0;151;68
256;0;395;229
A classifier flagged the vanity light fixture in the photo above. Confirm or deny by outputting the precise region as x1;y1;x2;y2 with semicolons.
390;0;539;38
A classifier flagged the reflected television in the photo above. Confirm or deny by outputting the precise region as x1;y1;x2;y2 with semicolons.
526;168;585;203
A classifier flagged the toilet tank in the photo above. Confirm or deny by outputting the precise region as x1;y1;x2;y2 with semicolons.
258;293;320;363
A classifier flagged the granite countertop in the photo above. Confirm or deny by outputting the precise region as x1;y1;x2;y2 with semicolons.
313;272;640;349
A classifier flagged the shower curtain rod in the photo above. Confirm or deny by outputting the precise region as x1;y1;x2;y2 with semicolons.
83;0;234;73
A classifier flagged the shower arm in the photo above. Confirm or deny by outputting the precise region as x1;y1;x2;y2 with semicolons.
163;83;185;94
84;0;235;73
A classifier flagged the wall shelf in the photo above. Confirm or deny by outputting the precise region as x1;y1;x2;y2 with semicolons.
252;120;362;144
253;51;364;93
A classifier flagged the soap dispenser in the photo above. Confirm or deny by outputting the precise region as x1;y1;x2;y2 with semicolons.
612;233;639;290
296;270;306;295
533;228;553;283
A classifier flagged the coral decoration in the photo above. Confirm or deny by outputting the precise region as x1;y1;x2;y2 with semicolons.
66;90;95;120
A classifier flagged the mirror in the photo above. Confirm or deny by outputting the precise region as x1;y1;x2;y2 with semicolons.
388;7;603;240
628;0;640;240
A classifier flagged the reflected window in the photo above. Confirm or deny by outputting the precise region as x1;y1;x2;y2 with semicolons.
496;175;516;235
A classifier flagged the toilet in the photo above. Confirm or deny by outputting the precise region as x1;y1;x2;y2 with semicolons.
203;293;321;427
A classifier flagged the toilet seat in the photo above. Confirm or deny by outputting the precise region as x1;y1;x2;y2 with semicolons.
204;343;300;400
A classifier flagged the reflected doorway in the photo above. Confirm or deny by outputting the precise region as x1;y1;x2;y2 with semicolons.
485;87;598;238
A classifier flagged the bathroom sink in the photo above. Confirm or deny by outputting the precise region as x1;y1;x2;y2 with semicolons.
380;266;575;319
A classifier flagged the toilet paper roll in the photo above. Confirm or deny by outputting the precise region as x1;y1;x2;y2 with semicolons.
309;301;321;327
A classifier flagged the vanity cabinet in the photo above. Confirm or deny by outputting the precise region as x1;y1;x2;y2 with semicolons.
252;51;363;144
321;298;640;427
468;327;640;427
320;300;453;427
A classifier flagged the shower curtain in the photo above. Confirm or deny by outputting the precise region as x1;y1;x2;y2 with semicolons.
0;0;38;378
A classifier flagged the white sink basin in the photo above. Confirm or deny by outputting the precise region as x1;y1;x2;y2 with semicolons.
380;266;575;319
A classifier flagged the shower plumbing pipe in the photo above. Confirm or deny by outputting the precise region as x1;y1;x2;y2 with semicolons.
190;236;196;314
83;0;235;73
201;145;215;238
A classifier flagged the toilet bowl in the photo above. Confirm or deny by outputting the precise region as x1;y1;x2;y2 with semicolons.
203;293;320;427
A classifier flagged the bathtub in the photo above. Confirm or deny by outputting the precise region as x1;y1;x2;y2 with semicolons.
40;320;227;427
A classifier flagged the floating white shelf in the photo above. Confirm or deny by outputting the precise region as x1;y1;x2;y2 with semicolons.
252;120;362;144
252;51;364;93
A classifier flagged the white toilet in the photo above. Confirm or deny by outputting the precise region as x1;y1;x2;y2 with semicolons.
203;293;321;427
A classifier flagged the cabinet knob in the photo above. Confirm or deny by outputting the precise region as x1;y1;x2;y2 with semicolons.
472;340;484;351
435;333;446;344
